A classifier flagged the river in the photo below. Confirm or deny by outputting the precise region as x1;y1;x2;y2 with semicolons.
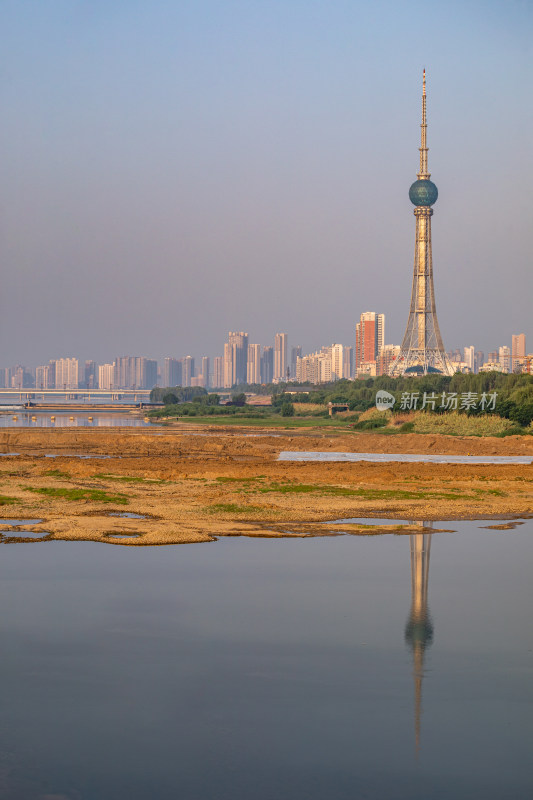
0;519;531;799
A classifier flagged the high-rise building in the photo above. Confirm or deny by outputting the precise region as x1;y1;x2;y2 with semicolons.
330;344;344;381
223;332;248;387
36;365;52;389
114;356;132;389
391;72;453;376
464;346;475;373
296;353;320;384
355;312;385;372
247;344;261;385
181;356;194;387
475;351;484;374
261;346;273;384
139;358;158;389
343;346;354;380
296;350;332;385
164;358;182;387
512;334;526;372
84;360;97;389
98;363;115;390
213;356;224;388
290;346;302;381
201;357;210;389
114;357;158;389
499;346;510;373
274;333;288;382
55;358;79;390
223;343;232;388
377;344;401;376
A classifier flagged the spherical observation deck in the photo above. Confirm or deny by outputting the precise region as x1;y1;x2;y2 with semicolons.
409;179;438;207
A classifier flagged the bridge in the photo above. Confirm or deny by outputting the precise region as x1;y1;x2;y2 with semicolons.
0;388;153;403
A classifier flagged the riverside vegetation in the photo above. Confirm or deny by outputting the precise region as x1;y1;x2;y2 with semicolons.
149;372;533;435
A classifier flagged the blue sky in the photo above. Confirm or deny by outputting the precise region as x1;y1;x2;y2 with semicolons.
1;0;531;365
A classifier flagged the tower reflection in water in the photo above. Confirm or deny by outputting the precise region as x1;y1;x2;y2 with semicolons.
405;524;434;755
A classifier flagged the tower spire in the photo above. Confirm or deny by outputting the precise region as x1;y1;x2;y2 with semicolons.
418;69;429;179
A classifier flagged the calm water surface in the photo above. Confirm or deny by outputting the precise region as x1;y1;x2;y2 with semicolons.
0;411;153;427
0;520;531;799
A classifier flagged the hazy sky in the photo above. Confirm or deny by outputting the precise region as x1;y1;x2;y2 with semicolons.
1;0;531;367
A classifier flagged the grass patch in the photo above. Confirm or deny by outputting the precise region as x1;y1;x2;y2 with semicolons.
157;415;353;428
398;421;415;433
412;411;516;436
0;495;17;505
24;487;129;505
494;427;528;437
215;476;263;484
43;469;71;479
254;482;474;501
207;502;264;514
94;473;167;485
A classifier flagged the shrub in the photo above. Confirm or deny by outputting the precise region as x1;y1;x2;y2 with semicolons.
508;402;533;427
399;421;415;433
281;401;295;417
353;416;388;430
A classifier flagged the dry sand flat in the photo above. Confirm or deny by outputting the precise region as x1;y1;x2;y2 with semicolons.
0;426;531;546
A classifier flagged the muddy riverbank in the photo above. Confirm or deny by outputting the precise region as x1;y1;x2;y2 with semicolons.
0;426;531;545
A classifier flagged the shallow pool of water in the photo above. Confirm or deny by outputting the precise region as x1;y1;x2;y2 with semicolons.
279;450;533;464
2;529;50;539
0;520;531;799
108;512;146;519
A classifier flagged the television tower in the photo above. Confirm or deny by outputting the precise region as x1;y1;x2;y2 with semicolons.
405;528;434;755
391;71;453;376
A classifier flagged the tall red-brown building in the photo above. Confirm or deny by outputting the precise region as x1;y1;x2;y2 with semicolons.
355;311;385;375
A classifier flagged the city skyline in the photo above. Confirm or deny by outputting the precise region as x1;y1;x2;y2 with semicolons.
1;325;529;391
0;2;531;368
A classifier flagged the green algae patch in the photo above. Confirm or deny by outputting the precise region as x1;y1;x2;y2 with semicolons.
43;469;71;479
253;482;481;502
207;502;265;514
94;473;167;485
215;477;263;484
23;487;129;505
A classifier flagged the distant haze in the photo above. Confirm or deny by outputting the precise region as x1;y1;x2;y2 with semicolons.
1;0;531;366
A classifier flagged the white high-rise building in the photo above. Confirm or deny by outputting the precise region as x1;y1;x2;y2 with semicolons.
499;346;511;373
274;333;288;382
296;350;332;385
98;363;115;390
35;365;52;389
247;344;261;384
331;344;344;381
464;346;475;372
55;358;79;390
212;356;224;389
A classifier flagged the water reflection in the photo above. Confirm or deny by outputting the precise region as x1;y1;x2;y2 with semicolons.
405;524;434;755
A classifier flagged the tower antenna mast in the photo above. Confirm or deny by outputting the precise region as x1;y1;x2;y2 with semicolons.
418;69;429;179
